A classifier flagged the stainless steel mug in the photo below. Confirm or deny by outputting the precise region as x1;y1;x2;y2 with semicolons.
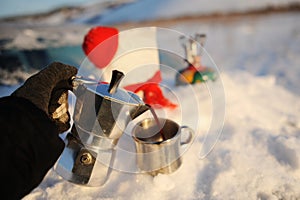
132;118;194;176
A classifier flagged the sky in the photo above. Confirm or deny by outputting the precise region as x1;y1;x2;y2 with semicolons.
0;0;101;18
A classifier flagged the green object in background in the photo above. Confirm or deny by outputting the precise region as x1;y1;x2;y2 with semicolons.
192;68;217;84
175;67;217;86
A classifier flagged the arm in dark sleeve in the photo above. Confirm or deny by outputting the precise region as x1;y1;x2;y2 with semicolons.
0;96;65;199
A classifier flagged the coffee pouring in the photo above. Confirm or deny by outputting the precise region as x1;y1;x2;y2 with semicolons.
54;70;150;186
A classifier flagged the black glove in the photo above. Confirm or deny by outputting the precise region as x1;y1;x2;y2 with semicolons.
12;62;78;133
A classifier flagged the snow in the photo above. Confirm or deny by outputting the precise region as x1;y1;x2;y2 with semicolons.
0;24;91;49
94;0;300;24
1;0;300;199
22;71;300;200
171;12;300;95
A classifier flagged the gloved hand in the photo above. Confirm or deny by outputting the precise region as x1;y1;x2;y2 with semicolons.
12;62;78;133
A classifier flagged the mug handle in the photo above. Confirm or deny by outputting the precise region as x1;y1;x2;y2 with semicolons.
180;126;195;145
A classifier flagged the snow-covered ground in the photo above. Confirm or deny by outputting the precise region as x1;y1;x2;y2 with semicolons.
23;71;300;200
92;0;300;24
1;0;300;199
170;12;300;95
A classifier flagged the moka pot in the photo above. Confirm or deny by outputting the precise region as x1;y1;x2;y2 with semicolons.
54;70;150;186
